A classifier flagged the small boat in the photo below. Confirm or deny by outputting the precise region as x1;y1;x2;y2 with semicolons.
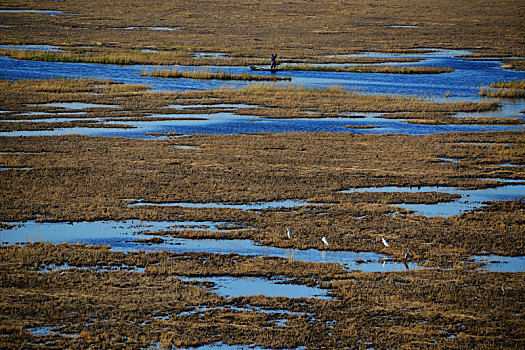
250;65;282;72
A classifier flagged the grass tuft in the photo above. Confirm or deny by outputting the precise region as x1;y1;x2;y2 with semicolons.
141;67;291;81
479;80;525;98
280;64;455;74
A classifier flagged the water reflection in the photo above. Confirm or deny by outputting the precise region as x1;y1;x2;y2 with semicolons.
471;255;525;272
115;26;180;31
2;220;522;272
0;112;520;138
0;220;236;244
0;49;524;136
324;48;473;59
189;344;273;350
1;49;524;101
0;167;31;171
179;276;331;299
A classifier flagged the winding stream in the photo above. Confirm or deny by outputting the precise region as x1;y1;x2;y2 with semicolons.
0;48;523;276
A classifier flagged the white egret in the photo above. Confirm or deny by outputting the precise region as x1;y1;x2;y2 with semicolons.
321;237;329;246
286;227;292;239
381;237;390;247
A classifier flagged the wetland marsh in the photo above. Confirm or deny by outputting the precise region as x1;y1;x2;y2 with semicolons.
0;0;524;349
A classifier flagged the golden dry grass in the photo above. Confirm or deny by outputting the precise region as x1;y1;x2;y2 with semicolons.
0;48;264;67
1;1;524;347
501;59;525;71
479;80;525;98
280;64;455;74
490;81;525;90
0;0;523;58
141;67;291;81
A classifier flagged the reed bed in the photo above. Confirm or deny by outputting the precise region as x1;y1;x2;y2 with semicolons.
231;84;498;115
479;80;525;98
0;49;263;67
382;112;524;125
0;79;522;264
500;59;525;71
490;80;525;89
1;0;524;347
0;48;430;68
280;64;455;74
141;67;291;81
1;80;524;349
0;79;501;133
0;78;149;95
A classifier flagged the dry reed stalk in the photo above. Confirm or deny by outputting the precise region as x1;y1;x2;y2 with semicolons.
141;67;291;81
280;64;455;74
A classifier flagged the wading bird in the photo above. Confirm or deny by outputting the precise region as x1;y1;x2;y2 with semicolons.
322;237;329;246
286;227;292;239
404;248;410;261
382;237;390;247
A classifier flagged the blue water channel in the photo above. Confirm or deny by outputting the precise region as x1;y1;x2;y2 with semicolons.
1;49;525;100
1;49;524;136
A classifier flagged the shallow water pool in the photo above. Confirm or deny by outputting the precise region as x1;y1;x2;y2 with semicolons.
342;183;525;217
0;44;63;51
471;255;525;273
179;276;331;299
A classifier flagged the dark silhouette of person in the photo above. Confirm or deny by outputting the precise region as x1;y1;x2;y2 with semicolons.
270;54;278;70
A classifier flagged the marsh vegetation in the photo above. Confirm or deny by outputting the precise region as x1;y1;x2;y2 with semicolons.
141;67;291;81
280;64;455;74
1;0;524;348
479;80;525;98
2;79;515;136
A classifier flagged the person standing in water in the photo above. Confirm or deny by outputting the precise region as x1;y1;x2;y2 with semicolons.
270;53;278;69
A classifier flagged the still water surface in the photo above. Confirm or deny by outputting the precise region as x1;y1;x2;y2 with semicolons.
342;183;525;217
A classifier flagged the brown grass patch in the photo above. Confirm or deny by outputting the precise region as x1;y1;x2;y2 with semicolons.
280;64;455;74
479;80;525;98
0;0;523;58
141;67;291;81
